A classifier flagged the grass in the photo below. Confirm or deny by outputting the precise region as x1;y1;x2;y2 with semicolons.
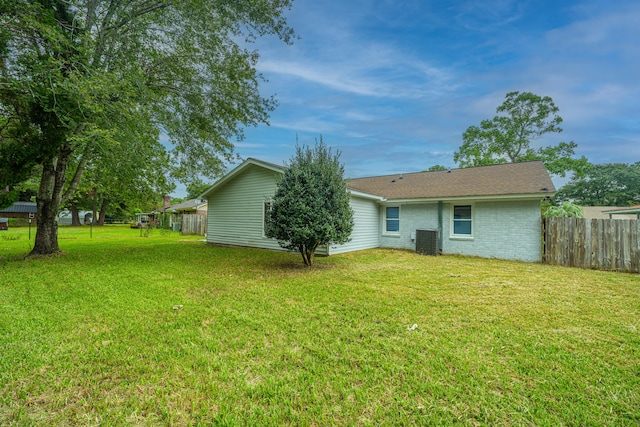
1;225;639;426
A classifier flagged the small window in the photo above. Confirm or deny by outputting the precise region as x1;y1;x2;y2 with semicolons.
452;205;472;236
263;201;272;236
385;206;400;233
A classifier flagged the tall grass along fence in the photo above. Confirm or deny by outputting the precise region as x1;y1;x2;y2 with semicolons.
542;217;640;273
181;214;206;236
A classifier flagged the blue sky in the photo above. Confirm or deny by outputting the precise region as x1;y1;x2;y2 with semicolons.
179;0;640;196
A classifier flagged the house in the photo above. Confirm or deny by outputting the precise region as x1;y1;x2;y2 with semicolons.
168;199;208;215
200;158;556;262
164;199;209;232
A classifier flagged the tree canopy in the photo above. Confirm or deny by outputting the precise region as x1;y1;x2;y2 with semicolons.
0;0;294;255
555;162;640;206
186;179;211;201
266;139;354;266
454;91;588;177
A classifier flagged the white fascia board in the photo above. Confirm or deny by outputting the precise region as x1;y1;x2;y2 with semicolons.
347;189;386;202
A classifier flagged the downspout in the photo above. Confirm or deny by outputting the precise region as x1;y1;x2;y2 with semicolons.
437;201;443;254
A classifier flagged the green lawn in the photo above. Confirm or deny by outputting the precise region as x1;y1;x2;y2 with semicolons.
1;226;639;426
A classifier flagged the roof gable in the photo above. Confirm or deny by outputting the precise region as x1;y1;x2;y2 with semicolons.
347;161;555;200
200;158;285;199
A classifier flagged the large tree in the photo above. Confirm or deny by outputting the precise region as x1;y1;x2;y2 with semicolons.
72;133;172;225
555;162;640;206
266;140;354;266
0;0;294;255
454;91;588;177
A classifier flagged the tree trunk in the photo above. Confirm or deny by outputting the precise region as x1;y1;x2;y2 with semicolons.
299;245;316;267
30;146;72;256
299;247;308;266
96;198;109;225
71;200;81;226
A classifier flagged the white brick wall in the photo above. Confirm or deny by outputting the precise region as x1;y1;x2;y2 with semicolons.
443;200;542;262
380;204;439;250
379;200;542;262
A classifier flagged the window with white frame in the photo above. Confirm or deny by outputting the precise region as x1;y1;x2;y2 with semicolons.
385;206;400;233
452;204;473;236
263;201;272;236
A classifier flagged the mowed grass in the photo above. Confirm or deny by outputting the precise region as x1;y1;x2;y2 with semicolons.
1;226;639;426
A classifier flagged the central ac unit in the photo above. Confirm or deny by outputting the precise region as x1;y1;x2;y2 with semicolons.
416;229;438;256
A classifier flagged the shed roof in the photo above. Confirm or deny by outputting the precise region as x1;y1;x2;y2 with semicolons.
347;161;555;201
0;201;37;213
601;205;640;215
581;206;639;219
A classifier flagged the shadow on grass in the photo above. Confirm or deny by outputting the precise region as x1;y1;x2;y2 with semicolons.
201;242;338;273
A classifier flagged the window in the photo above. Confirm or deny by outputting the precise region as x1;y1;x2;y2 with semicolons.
263;201;272;236
385;206;400;233
452;205;472;236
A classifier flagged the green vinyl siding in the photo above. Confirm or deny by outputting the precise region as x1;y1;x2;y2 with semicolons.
206;165;283;251
329;195;380;255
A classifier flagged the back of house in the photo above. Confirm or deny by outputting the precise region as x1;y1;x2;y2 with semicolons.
201;159;555;262
347;161;555;262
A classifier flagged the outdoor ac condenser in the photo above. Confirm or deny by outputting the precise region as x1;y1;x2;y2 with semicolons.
415;229;438;256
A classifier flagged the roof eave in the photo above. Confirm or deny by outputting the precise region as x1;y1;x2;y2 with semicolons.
347;189;386;201
381;192;555;204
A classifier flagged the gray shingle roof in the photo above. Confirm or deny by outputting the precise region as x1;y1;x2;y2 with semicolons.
347;161;555;200
169;199;207;211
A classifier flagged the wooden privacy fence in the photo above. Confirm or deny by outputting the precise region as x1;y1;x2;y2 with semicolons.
542;217;640;273
181;214;207;236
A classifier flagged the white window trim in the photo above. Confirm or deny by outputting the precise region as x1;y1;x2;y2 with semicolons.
263;200;272;238
450;203;474;240
383;205;401;236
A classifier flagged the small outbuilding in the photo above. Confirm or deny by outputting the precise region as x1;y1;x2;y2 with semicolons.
0;201;37;220
0;218;8;230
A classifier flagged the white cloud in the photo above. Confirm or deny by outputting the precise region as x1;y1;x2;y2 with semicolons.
242;0;640;175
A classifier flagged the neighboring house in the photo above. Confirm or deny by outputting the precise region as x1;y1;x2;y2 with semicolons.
0;201;37;220
165;199;208;233
200;158;556;262
168;199;208;216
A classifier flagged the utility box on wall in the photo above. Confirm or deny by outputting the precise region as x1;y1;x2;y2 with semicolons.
416;229;438;256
